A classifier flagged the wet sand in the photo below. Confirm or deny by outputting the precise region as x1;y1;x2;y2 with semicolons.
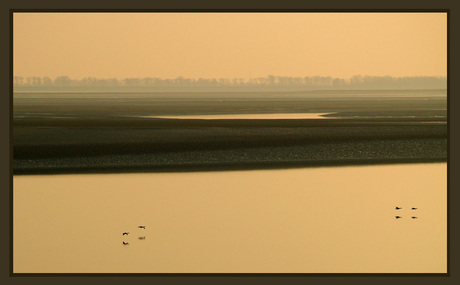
13;119;447;174
13;90;447;174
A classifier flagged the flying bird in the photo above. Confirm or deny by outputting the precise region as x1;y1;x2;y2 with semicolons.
138;226;146;229
395;216;402;219
412;207;418;210
395;207;402;210
122;232;129;236
138;236;145;240
411;216;418;219
123;242;129;245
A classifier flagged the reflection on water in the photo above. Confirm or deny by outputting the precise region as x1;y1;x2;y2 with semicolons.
137;113;335;120
13;163;446;273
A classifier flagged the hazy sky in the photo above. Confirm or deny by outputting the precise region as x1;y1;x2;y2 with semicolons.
14;13;447;80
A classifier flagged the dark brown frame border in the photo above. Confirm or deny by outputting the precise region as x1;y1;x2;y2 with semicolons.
6;8;452;279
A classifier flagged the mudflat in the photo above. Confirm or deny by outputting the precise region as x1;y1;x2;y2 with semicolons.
13;90;447;174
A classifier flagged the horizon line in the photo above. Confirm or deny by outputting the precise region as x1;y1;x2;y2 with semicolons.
13;75;448;80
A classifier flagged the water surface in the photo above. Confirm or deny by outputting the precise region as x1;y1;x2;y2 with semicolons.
137;113;334;120
14;163;446;273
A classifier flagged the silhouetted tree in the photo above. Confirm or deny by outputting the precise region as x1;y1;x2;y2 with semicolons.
12;75;446;90
54;76;72;86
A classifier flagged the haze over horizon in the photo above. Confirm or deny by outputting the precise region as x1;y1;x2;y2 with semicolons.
13;74;447;90
14;13;447;80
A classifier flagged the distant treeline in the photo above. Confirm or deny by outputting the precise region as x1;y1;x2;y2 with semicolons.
13;75;446;90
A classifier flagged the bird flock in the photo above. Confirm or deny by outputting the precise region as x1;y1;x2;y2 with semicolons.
122;225;146;245
395;206;418;219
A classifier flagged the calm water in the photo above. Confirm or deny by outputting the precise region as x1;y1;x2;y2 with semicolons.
136;113;334;119
14;163;447;273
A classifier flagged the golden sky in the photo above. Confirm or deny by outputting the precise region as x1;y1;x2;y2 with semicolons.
13;13;447;80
